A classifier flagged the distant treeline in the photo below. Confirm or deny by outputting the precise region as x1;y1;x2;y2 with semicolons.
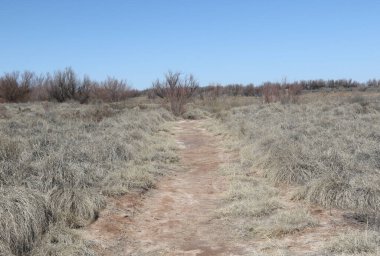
195;79;380;98
0;67;140;103
1;67;379;103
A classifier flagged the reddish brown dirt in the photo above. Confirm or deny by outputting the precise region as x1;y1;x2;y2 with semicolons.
80;120;253;255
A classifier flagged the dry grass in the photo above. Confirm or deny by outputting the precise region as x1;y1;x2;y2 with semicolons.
0;187;50;255
49;188;106;228
216;93;380;216
0;101;177;254
202;92;380;254
193;96;260;114
258;209;317;238
30;224;95;256
324;229;380;255
182;105;210;120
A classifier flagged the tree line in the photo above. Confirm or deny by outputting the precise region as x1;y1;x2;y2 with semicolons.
0;67;140;103
1;67;379;104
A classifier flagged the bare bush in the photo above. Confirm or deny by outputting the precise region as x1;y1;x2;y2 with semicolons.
100;77;130;102
76;76;94;104
47;67;78;102
153;71;198;116
0;71;33;102
262;83;280;103
262;82;302;104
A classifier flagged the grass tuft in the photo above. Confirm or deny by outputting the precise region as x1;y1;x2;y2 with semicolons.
0;187;50;255
324;229;380;255
30;224;95;256
49;188;106;228
259;209;317;237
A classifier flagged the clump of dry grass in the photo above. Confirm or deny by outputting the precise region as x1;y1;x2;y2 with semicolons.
30;224;95;256
259;209;317;237
0;187;50;255
0;105;8;119
219;199;282;218
101;165;155;196
0;137;21;161
299;175;380;212
324;229;380;255
215;162;317;246
182;104;210;119
49;188;105;228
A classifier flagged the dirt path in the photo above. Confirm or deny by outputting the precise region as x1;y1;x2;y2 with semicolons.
79;119;364;255
81;120;251;255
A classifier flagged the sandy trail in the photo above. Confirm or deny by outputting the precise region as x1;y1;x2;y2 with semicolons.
123;120;248;255
81;120;250;255
80;119;360;255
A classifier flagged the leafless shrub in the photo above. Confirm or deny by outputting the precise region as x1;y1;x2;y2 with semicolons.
153;71;198;116
94;77;130;102
262;82;302;104
262;83;280;103
76;76;94;104
0;71;33;102
29;74;49;102
280;84;303;104
47;67;78;102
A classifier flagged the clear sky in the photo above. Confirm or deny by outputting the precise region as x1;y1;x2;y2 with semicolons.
0;1;379;89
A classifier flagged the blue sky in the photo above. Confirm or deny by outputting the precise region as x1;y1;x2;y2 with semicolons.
0;1;379;89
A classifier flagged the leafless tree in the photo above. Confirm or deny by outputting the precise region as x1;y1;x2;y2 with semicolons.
0;71;33;102
101;77;130;102
153;71;198;116
48;67;78;102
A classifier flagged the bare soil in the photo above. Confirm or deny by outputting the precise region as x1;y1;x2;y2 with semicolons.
80;120;361;256
80;120;253;255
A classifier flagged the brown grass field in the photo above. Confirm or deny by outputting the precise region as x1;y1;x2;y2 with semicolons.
0;91;379;255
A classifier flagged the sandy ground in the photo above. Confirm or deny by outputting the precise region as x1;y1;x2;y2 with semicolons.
80;120;362;256
80;120;253;255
